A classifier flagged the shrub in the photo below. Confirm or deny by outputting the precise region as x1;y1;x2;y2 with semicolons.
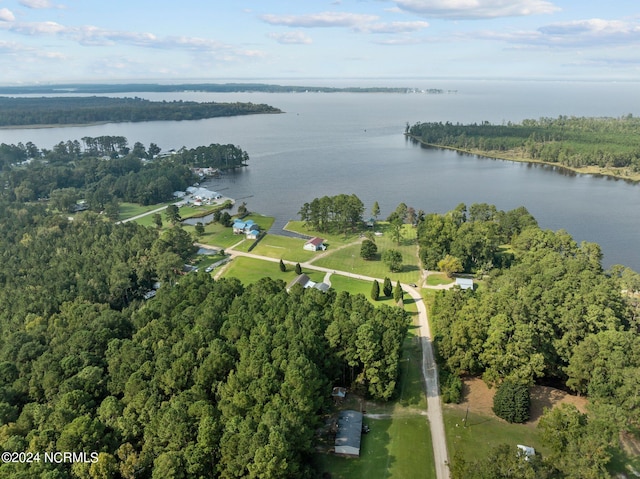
492;381;530;423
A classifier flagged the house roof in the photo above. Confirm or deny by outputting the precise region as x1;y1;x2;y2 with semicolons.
286;274;310;291
314;282;331;292
455;278;474;289
306;237;325;246
335;410;363;455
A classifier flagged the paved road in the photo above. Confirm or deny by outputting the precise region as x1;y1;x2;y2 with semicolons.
219;244;451;477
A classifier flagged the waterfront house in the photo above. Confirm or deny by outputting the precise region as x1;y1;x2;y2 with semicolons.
303;237;326;251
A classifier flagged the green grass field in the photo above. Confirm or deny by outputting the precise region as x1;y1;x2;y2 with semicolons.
443;407;545;464
284;220;361;248
235;234;318;262
118;201;172;221
221;256;325;285
312;226;421;284
426;272;454;286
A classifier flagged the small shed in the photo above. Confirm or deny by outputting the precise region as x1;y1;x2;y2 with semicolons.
455;278;474;290
335;410;363;457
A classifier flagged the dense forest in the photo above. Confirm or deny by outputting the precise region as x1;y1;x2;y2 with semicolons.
0;83;443;95
0;199;409;478
407;115;640;172
0;137;249;207
427;204;640;477
0;97;280;127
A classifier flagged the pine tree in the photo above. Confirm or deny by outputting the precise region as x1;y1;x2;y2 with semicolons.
383;277;393;297
279;259;286;272
371;280;380;301
295;263;302;275
394;281;403;303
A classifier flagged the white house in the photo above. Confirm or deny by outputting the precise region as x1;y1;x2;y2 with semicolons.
303;237;326;251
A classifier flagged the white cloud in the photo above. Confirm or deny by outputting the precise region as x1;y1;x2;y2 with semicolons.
0;40;26;53
268;31;313;44
19;0;64;9
539;18;640;39
393;0;560;19
260;11;378;28
474;18;640;48
0;18;262;56
356;20;429;34
0;8;16;22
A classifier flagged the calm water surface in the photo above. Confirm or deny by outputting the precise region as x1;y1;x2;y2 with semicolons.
1;80;638;269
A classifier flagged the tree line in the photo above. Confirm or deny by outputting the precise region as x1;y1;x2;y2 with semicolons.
0;97;281;127
407;115;640;171
429;205;640;477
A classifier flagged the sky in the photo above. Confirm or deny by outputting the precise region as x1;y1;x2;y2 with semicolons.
0;0;639;85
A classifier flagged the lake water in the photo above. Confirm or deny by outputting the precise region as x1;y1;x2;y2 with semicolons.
1;80;639;270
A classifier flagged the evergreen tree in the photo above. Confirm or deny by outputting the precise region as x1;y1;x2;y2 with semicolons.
371;280;380;301
279;259;286;272
493;381;530;423
394;281;403;303
153;213;163;229
360;239;377;260
383;277;393;297
295;263;302;275
165;204;181;224
372;201;380;220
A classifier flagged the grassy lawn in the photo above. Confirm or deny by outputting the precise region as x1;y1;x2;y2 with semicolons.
443;407;545;464
234;234;318;262
312;224;421;284
241;213;275;231
118;201;173;221
284;220;361;248
328;275;418;314
221;256;325;285
316;316;433;478
196;223;245;249
316;415;435;479
426;272;454;286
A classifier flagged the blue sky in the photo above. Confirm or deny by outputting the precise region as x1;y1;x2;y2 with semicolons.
0;0;638;84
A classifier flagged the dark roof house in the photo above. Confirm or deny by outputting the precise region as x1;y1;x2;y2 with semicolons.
335;410;363;456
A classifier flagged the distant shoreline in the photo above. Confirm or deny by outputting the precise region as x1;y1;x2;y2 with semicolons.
406;134;640;183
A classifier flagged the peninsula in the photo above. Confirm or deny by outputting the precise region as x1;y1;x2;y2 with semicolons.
0;96;281;128
406;115;640;182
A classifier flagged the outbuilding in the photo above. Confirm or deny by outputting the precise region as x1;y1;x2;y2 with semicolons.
455;278;474;290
